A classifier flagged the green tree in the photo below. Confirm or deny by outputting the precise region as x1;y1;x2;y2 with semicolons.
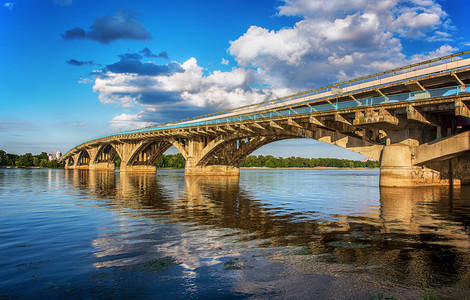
0;150;6;166
155;155;168;168
4;153;18;166
47;160;58;168
18;153;34;167
39;159;48;168
36;152;48;161
155;154;186;169
114;156;121;168
265;159;275;168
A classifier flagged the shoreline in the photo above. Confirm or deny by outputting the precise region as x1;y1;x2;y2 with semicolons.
0;166;64;169
1;166;378;170
240;167;378;170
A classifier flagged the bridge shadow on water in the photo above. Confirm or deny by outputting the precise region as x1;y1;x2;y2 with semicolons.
63;169;470;298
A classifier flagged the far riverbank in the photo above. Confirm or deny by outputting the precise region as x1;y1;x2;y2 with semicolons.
240;166;378;170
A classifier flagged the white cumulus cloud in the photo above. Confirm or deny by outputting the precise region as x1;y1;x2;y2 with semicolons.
109;113;156;131
89;0;459;131
93;57;279;111
228;0;453;90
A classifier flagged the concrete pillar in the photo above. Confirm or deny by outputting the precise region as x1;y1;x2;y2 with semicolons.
89;162;115;170
379;144;457;187
185;139;204;171
184;139;240;176
120;165;156;172
113;142;157;172
88;148;115;170
185;164;240;176
65;153;81;169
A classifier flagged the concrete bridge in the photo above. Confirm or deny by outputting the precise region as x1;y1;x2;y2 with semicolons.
60;50;470;187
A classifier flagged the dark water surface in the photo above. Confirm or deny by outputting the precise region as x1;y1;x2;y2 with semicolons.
1;169;470;299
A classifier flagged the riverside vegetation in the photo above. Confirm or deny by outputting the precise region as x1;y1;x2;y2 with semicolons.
2;150;379;169
0;150;64;168
153;154;379;169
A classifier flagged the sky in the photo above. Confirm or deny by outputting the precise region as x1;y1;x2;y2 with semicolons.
1;0;470;159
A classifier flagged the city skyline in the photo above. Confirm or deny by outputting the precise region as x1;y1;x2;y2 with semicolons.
2;0;470;159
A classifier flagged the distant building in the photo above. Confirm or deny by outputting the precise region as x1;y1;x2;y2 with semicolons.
364;158;376;162
48;151;62;161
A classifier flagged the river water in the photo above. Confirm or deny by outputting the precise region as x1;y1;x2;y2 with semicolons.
0;168;469;299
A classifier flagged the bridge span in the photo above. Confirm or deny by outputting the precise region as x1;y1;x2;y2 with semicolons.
60;51;470;187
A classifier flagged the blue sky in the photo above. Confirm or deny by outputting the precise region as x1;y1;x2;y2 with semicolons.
1;0;470;159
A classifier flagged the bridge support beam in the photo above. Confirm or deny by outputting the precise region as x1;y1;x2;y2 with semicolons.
379;144;460;187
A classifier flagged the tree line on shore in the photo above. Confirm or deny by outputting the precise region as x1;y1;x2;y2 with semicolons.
152;154;379;169
0;150;64;168
239;155;379;168
1;150;379;169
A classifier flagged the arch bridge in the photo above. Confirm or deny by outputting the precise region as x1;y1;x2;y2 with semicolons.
60;51;470;187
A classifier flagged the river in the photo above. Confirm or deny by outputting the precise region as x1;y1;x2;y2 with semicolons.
0;168;469;299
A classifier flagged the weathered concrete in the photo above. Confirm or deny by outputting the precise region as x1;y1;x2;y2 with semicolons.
120;165;157;172
185;165;240;176
412;131;470;165
450;153;470;185
425;153;470;185
379;144;460;187
89;162;115;170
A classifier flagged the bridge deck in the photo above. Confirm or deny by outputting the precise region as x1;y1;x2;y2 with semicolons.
88;81;469;141
65;50;470;152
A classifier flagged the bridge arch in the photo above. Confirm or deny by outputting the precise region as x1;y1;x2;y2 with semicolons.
65;156;75;167
226;136;291;166
88;143;121;170
94;143;119;164
196;132;302;167
169;139;188;159
183;124;377;170
126;140;172;168
76;149;91;167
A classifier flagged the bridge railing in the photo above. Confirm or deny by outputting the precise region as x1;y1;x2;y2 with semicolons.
65;84;469;156
130;84;469;130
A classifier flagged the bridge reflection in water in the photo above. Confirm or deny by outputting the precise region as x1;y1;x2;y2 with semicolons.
63;169;470;298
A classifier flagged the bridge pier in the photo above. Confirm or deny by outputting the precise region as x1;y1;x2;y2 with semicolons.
184;154;239;175
120;165;156;172
185;164;240;176
451;153;470;185
181;138;241;176
425;153;470;186
89;162;115;170
379;144;460;187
